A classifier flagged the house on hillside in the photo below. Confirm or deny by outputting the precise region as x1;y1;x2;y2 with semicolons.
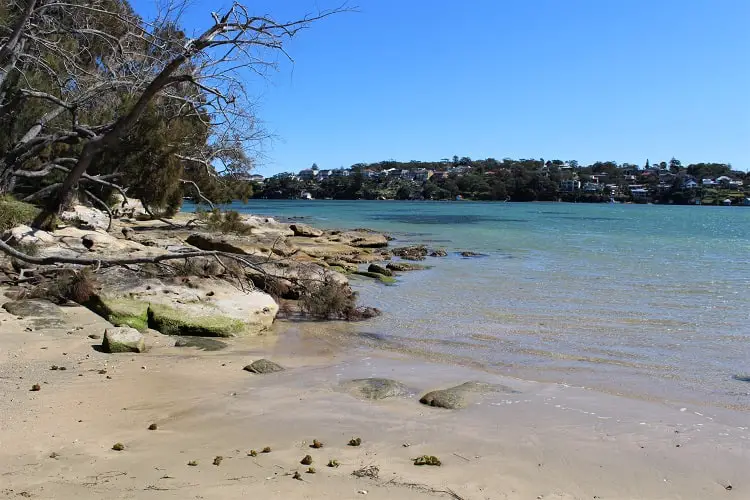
702;178;718;186
298;169;315;180
630;188;650;201
682;179;699;189
560;180;581;192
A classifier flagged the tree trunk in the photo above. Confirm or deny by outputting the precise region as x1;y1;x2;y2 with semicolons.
31;140;98;229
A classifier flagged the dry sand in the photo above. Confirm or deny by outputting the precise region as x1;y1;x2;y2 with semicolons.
0;298;748;499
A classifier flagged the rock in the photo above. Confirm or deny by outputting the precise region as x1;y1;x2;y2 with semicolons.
186;232;298;258
2;299;63;318
2;225;56;246
323;259;358;273
290;223;323;238
246;260;348;300
102;327;146;353
352;271;396;284
243;359;284;374
460;251;487;258
367;263;393;277
336;231;388;248
60;205;109;231
392;245;428;261
430;249;448;257
174;337;228;351
419;381;517;409
109;195;148;219
386;262;428;272
341;378;410;400
86;268;278;336
121;227;134;239
732;374;750;382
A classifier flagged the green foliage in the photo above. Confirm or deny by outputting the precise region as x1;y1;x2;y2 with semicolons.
298;278;381;320
197;209;254;235
0;195;40;231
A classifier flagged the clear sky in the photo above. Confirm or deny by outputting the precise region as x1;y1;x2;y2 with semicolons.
131;0;749;175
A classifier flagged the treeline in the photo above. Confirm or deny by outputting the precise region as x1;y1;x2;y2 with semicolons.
254;157;749;203
0;0;325;222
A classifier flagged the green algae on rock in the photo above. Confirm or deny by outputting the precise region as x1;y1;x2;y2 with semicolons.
352;271;396;284
147;303;245;337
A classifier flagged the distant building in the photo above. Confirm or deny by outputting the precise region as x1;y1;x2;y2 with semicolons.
702;178;717;186
298;169;315;180
682;179;699;189
583;182;602;193
560;180;581;192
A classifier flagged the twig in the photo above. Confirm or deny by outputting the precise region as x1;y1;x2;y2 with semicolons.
452;452;471;462
83;189;113;232
179;179;215;209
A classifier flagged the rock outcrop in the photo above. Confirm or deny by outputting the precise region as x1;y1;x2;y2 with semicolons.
386;262;428;272
290;223;323;238
86;268;278;336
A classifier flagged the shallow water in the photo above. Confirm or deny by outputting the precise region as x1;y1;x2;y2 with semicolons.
190;200;750;416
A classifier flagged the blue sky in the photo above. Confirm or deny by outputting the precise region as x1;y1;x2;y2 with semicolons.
132;0;749;175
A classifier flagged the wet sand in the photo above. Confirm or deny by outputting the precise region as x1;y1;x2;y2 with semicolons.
1;300;747;499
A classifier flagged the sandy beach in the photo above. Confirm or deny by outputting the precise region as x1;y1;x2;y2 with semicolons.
1;296;746;500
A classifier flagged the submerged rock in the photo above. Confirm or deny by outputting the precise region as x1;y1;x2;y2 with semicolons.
459;251;487;258
174;336;228;351
392;245;428;261
419;381;517;409
353;271;396;284
336;231;389;248
290;223;323;238
367;263;393;277
243;359;284;374
102;327;146;353
429;249;448;257
341;378;410;400
386;262;429;272
2;299;63;318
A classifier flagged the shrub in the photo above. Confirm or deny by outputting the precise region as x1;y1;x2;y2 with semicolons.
298;278;381;321
0;195;40;231
32;268;97;304
197;208;253;235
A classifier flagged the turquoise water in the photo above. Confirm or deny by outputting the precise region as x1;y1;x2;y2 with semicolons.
195;201;750;412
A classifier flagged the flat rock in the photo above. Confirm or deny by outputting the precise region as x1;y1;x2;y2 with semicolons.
2;299;63;318
340;378;410;400
460;251;487;258
336;231;388;248
174;336;228;351
2;225;56;246
186;232;298;257
243;359;284;374
102;327;146;353
419;381;517;409
392;245;428;261
290;223;323;238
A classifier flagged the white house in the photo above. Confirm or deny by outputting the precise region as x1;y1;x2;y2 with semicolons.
682;179;699;189
560;180;581;192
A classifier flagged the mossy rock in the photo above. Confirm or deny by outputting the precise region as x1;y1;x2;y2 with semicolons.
353;271;396;285
386;262;430;272
147;303;245;337
85;296;149;331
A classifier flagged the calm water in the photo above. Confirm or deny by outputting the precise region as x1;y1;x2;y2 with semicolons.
199;201;750;413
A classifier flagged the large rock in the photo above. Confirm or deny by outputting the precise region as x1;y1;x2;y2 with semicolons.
102;327;146;353
419;381;518;409
86;268;278;337
290;223;323;238
340;378;410;400
243;359;284;374
109;194;148;219
186;232;298;258
60;204;110;231
2;299;63;318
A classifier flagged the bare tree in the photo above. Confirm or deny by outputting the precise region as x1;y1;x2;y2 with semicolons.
0;0;345;229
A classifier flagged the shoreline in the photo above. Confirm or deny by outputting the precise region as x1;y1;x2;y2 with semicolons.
1;207;748;498
1;306;746;499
